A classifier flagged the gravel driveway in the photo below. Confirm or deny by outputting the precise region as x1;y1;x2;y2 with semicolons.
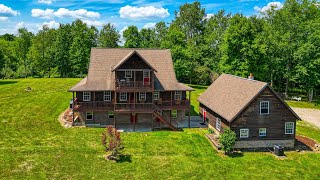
292;108;320;128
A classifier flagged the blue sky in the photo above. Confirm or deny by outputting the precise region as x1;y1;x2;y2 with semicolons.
0;0;285;35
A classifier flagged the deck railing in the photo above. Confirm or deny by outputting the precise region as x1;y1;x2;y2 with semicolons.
154;100;190;109
114;103;155;112
115;81;153;90
74;101;114;110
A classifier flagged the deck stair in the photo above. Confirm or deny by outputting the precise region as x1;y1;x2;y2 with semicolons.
152;105;178;131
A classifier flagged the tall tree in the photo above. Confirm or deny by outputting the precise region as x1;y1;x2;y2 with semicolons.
123;26;140;48
16;28;33;77
98;23;120;48
139;28;155;48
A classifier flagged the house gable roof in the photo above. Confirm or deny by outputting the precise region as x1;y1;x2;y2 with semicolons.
112;50;157;72
197;74;300;122
69;48;193;91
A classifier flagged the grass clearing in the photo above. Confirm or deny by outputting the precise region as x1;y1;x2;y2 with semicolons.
1;79;320;179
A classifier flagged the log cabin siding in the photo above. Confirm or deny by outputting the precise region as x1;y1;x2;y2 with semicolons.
118;53;152;69
231;87;297;141
159;91;187;101
76;91;114;102
199;103;229;133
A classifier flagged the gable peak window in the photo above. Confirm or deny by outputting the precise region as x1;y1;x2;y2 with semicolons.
174;91;182;100
120;92;127;101
125;70;132;78
104;91;111;101
260;101;269;114
83;91;91;101
285;122;294;134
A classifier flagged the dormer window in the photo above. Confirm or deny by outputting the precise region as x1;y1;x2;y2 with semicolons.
260;101;269;114
125;70;132;78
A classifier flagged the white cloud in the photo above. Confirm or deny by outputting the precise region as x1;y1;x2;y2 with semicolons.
16;22;25;29
42;20;60;29
254;2;283;13
31;9;54;19
118;26;128;46
38;0;54;4
0;4;19;17
83;20;103;27
119;5;169;20
206;14;214;19
31;8;100;20
143;22;156;29
0;17;8;21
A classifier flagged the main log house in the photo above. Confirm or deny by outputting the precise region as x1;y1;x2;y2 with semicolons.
69;48;193;131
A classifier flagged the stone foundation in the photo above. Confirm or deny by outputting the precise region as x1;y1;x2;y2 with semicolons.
234;139;295;149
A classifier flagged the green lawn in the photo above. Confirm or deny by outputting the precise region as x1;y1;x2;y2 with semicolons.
286;100;320;110
1;79;320;179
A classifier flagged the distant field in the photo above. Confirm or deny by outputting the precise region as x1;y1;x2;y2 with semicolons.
1;78;320;179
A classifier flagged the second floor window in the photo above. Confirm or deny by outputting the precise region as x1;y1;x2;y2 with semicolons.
120;92;127;101
83;91;91;101
154;91;159;100
260;101;269;114
139;92;146;101
125;70;132;78
104;91;111;101
174;91;182;100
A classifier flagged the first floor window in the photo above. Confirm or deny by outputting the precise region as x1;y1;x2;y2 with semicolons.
260;101;269;114
216;118;221;131
240;129;249;138
83;91;91;101
154;91;160;100
108;111;114;119
139;92;146;101
104;91;111;101
174;91;182;100
120;92;127;101
125;70;132;78
86;112;93;120
285;122;294;134
171;110;177;118
259;128;267;137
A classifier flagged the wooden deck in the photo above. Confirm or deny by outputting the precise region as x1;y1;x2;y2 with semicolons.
115;81;153;92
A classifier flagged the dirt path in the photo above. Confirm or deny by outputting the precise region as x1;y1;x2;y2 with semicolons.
292;108;320;128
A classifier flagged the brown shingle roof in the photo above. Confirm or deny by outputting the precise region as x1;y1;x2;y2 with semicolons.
198;74;268;121
198;74;300;122
69;48;193;91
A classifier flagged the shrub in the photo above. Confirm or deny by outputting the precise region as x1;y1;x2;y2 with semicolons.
101;126;123;160
208;128;214;134
219;128;237;154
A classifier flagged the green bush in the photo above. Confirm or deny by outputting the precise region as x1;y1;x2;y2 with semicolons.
219;128;237;154
208;128;214;134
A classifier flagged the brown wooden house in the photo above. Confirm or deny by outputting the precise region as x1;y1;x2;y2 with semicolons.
69;48;193;131
198;74;300;148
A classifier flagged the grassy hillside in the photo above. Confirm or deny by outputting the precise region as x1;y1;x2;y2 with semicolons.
1;78;320;179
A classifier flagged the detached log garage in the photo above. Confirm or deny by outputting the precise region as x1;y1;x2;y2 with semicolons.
198;74;300;149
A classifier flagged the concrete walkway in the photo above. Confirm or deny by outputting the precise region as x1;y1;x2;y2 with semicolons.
292;108;320;129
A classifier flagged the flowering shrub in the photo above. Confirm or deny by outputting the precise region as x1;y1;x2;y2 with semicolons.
102;126;123;160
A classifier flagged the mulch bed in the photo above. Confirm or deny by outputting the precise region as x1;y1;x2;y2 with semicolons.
296;135;318;151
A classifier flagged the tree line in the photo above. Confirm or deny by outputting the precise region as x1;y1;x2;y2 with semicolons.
0;0;319;101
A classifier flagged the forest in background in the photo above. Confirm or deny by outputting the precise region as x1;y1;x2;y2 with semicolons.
0;0;319;101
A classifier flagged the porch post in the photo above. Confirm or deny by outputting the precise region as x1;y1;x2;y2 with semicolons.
171;91;173;107
72;92;75;123
188;91;191;128
114;91;117;128
151;113;154;130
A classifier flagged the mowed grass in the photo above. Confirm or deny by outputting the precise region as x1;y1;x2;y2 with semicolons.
1;79;320;179
286;100;320;110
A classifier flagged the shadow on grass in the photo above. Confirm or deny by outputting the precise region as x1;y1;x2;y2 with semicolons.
190;105;199;116
0;81;17;85
188;84;208;90
227;152;244;158
116;154;132;163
